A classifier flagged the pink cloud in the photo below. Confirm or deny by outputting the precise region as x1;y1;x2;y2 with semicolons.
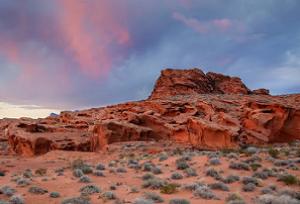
58;1;130;78
212;19;232;31
173;12;207;33
173;12;243;35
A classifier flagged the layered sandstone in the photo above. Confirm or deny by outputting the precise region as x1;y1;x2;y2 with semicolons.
1;68;300;156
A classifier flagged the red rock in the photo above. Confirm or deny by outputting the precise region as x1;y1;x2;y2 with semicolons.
252;88;270;95
2;68;300;156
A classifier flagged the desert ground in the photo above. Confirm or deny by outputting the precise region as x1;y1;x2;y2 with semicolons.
1;140;300;204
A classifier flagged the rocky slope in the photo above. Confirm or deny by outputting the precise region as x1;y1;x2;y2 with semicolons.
1;68;299;156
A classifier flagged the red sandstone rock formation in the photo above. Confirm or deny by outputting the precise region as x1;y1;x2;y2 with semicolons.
1;68;300;156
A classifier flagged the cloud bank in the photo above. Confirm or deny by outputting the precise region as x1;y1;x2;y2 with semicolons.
0;0;299;118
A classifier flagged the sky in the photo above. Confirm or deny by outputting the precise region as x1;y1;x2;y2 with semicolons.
0;0;300;118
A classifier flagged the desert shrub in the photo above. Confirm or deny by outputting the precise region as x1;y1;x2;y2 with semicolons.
160;183;178;194
182;182;203;191
226;152;239;159
268;148;280;158
80;185;101;195
274;160;290;166
130;186;139;193
250;163;262;171
93;170;104;177
209;157;221;165
0;200;8;204
242;183;256;192
102;191;116;200
277;174;299;185
151;167;162;175
257;194;299;204
193;185;218;200
73;169;84;178
116;167;127;173
35;168;47;176
169;198;190;204
23;169;33;178
61;197;90;204
242;176;259;186
205;168;221;180
71;159;93;174
96;164;105;170
222;175;240;184
245;146;259;155
253;171;269;180
79;175;91;183
0;186;16;196
229;162;250;171
142;173;155;181
49;192;60;198
171;172;183;180
184;168;197;177
278;188;300;200
209;182;229;191
260;186;276;195
225;193;245;204
9;195;24;204
133;198;153;204
16;178;30;187
28;186;48;194
175;159;189;170
159;154;168;162
143;163;154;172
142;178;166;189
143;192;164;203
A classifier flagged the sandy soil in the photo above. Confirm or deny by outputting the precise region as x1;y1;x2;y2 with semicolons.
0;141;299;204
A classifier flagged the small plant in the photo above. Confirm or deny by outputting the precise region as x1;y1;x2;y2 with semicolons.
93;170;105;177
193;185;218;200
0;186;16;196
169;198;190;204
209;182;229;191
144;192;164;203
116;167;127;173
205;168;221;180
142;173;155;180
160;183;178;194
79;175;91;183
209;157;221;165
16;178;30;187
268;148;280;158
242;176;259;186
9;195;24;204
49;192;60;198
133;198;153;204
151;167;162;175
80;185;101;195
96;163;105;170
101;191;116;200
222;175;240;184
73;169;84;178
28;186;48;194
250;163;262;171
229;162;250;171
61;197;90;204
242;183;256;192
278;174;299;185
159;154;168;162
225;193;245;204
184;168;197;177
175;159;189;170
35;168;47;176
171;172;183;180
142;178;166;189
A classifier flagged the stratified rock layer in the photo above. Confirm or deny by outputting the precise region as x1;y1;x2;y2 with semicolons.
1;68;300;156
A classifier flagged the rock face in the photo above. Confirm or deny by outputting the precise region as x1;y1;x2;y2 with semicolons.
1;68;300;156
149;68;251;99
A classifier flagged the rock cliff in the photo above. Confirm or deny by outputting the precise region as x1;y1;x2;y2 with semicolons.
1;68;299;156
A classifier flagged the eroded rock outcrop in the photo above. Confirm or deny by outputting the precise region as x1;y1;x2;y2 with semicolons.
2;68;300;156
